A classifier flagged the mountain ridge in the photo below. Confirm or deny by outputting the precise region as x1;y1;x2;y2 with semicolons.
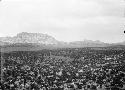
0;32;109;44
0;32;125;52
0;32;59;45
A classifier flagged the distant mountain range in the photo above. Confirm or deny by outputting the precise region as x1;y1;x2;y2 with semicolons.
0;32;125;52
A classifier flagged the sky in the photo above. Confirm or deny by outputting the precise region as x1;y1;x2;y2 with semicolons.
0;0;124;43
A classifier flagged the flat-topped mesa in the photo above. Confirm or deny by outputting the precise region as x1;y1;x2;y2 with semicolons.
0;32;59;45
16;32;48;38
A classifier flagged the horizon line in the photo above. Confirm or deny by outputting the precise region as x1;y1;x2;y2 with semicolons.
0;32;124;44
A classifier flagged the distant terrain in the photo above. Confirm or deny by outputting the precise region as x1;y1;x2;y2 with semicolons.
0;32;125;52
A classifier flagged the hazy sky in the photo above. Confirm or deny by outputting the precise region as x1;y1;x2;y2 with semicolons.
0;0;124;43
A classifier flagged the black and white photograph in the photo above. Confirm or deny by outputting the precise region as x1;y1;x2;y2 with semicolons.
0;0;125;90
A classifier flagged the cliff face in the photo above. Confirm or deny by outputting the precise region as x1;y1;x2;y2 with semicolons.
0;32;59;45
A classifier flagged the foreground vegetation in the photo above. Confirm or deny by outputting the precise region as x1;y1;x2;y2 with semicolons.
0;47;125;90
